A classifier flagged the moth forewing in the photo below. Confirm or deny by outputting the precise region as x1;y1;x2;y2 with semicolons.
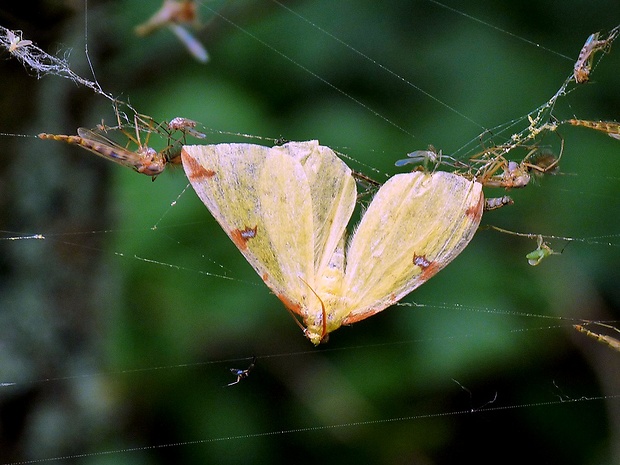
257;148;316;302
341;171;483;324
182;144;301;303
298;146;357;278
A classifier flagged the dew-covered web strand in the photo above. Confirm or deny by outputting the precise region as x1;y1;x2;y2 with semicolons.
266;0;486;132
0;227;248;285
0;296;606;394
264;0;584;162
428;0;574;62
200;3;418;139
82;0;103;99
150;181;193;229
3;317;617;465
2;392;618;465
260;0;594;183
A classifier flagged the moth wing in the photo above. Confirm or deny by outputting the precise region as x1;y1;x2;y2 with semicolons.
342;171;483;324
182;143;315;312
260;142;356;322
168;24;209;63
280;143;356;278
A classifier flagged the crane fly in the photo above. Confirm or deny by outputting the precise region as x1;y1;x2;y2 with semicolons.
38;127;167;178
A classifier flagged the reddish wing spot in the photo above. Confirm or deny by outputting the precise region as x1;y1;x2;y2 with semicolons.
466;192;484;222
277;293;302;315
231;225;258;250
181;149;216;180
413;254;440;280
421;262;440;280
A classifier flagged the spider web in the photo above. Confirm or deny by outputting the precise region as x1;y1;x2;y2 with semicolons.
0;1;619;464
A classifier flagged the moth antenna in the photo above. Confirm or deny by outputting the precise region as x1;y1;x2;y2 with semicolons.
282;304;308;335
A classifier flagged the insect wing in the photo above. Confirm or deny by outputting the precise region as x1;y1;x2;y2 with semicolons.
342;171;483;324
182;141;357;324
182;143;303;315
77;127;125;146
169;24;209;63
71;126;155;172
394;150;428;167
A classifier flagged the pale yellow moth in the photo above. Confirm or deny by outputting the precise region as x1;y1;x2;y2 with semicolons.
182;141;484;345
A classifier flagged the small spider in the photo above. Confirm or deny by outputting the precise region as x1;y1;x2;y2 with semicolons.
227;356;257;386
473;142;562;190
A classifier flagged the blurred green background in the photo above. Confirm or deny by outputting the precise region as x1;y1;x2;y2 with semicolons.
1;0;620;464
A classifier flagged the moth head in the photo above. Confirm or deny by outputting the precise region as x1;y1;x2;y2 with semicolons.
304;326;329;346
